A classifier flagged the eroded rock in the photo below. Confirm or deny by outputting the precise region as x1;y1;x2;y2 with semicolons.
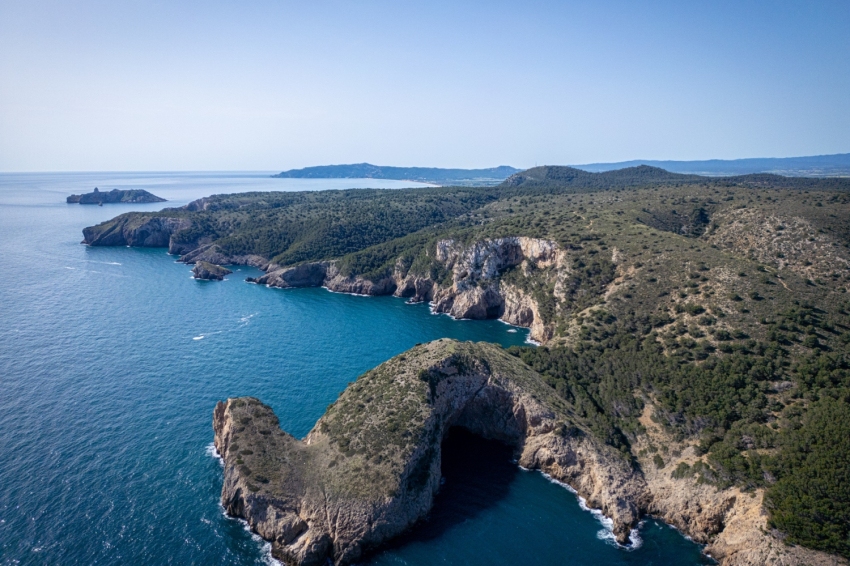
213;340;640;565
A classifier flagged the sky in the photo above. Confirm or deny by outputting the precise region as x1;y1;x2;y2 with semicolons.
1;0;849;172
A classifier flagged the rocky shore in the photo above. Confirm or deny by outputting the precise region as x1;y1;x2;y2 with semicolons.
213;340;844;566
213;341;641;565
192;261;231;280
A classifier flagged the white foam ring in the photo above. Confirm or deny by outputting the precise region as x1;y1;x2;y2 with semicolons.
206;443;282;565
540;471;643;551
321;286;371;297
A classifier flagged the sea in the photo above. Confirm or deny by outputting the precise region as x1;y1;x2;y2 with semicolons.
0;172;714;565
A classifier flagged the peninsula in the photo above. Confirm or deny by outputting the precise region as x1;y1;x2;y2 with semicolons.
272;163;520;186
67;187;166;204
85;165;850;564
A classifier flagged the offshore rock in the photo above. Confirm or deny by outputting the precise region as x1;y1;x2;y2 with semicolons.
192;261;232;281
67;188;166;204
213;340;642;565
181;244;268;270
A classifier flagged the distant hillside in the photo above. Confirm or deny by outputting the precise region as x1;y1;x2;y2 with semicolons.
272;163;520;186
575;153;850;177
500;164;703;190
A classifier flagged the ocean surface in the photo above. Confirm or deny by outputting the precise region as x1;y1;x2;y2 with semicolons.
0;172;713;565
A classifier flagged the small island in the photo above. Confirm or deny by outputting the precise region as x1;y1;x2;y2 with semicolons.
192;261;232;281
67;187;166;204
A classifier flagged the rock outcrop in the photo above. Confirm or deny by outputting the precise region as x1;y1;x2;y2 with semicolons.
82;215;191;247
192;261;232;281
67;188;166;204
214;340;847;566
213;340;642;565
252;237;567;342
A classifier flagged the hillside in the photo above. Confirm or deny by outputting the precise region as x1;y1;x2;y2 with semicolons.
272;163;519;186
85;166;850;562
575;153;850;177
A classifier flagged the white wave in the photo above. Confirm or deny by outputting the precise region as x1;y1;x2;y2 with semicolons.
217;502;282;566
525;336;541;346
540;471;643;550
321;286;372;297
193;335;204;340
507;328;518;333
205;442;223;464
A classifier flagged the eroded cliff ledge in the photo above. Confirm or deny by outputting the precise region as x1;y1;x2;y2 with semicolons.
250;237;569;343
213;340;843;566
84;209;591;344
213;340;641;565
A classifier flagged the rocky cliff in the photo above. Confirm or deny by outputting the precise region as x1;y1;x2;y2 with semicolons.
82;215;192;248
213;340;844;566
213;340;641;565
192;261;232;281
251;237;569;342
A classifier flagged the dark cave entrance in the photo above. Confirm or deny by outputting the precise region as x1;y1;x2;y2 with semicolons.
384;426;519;547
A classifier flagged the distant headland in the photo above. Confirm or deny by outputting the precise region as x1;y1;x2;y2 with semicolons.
67;188;166;205
272;163;520;186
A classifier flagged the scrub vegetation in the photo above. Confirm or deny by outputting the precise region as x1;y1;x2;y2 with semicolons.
91;165;850;558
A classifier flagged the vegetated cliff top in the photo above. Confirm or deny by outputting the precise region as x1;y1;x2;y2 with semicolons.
213;340;640;565
67;188;166;204
272;163;520;186
89;165;850;560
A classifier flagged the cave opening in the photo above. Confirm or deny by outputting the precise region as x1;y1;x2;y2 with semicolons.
385;426;519;547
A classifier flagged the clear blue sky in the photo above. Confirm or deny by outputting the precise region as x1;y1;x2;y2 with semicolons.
1;0;848;171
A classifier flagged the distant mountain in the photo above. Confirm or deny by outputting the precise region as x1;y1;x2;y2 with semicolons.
272;163;520;186
574;153;850;177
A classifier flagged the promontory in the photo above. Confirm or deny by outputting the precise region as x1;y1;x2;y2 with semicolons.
84;166;850;564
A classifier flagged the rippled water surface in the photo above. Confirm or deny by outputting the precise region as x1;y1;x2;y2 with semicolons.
0;172;712;565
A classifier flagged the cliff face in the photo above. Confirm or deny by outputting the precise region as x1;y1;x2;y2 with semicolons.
213;340;641;566
632;404;844;566
252;237;567;342
214;340;844;566
82;215;191;248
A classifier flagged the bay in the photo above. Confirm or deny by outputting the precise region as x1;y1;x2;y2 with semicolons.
0;172;712;565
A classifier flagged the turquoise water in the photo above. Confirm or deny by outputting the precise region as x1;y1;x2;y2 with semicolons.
0;173;712;565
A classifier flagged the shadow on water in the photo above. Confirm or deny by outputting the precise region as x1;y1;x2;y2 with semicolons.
377;427;518;550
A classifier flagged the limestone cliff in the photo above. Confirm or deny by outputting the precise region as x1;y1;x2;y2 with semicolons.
213;340;641;565
252;237;569;342
213;340;844;566
82;215;191;248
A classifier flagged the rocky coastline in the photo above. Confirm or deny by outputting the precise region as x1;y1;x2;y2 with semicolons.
213;340;844;566
192;261;231;281
82;211;560;342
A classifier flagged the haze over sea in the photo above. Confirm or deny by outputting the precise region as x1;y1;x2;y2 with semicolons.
0;172;712;565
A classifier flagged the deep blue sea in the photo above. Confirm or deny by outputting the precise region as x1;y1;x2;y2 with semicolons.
0;172;713;565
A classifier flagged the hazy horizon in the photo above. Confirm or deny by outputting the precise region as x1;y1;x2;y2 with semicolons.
2;1;848;172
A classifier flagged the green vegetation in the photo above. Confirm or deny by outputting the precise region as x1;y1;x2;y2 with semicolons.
92;165;850;558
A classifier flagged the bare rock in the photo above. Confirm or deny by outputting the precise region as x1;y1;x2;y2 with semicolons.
213;340;640;565
192;261;232;281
